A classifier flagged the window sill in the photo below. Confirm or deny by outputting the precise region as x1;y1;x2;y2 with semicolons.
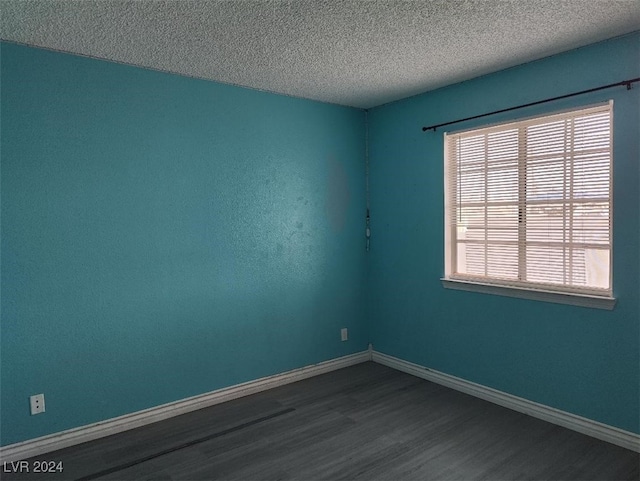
441;278;616;310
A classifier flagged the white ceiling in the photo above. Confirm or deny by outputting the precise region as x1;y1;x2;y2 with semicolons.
1;1;639;109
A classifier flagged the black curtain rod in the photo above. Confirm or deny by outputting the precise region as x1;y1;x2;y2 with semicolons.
422;77;640;132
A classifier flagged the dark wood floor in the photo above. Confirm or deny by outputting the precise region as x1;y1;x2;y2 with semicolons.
3;362;639;480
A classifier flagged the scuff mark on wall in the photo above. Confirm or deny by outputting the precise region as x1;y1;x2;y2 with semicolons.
326;154;350;232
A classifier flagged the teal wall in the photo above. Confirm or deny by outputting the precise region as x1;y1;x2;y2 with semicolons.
1;42;367;445
2;33;639;447
367;32;640;434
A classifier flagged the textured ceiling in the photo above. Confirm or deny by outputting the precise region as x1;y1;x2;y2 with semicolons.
1;1;639;109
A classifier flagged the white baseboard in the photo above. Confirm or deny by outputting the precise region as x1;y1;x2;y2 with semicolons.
5;349;636;462
0;350;369;462
372;350;640;453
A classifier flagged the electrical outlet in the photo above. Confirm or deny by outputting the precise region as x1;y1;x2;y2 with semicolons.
30;394;45;415
341;328;348;341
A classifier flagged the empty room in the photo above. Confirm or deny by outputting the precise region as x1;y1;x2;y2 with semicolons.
1;1;639;479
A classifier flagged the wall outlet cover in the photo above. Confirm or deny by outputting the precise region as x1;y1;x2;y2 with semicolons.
30;394;45;415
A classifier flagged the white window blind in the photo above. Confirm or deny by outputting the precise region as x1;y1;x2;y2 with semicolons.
444;102;613;298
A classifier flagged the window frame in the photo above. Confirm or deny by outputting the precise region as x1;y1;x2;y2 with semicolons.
442;101;616;310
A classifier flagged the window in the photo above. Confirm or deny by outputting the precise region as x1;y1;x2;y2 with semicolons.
443;102;615;309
